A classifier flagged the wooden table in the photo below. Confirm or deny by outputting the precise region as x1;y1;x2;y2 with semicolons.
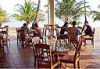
50;46;69;69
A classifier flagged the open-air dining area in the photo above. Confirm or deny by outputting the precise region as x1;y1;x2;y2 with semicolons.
0;0;100;69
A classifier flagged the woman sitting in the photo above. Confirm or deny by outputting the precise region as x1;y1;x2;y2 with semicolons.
31;21;41;37
21;23;29;33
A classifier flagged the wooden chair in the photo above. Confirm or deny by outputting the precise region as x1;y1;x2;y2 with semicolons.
33;44;57;68
16;27;32;47
0;35;5;57
16;28;24;46
16;28;21;46
29;29;42;44
83;28;95;47
16;28;28;47
43;25;53;44
43;24;57;44
17;28;42;48
0;26;10;47
59;37;82;69
55;27;68;49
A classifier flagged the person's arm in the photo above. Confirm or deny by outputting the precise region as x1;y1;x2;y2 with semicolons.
81;25;84;33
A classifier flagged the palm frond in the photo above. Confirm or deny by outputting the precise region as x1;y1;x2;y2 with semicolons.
0;8;7;23
56;0;90;23
92;11;100;21
13;0;37;23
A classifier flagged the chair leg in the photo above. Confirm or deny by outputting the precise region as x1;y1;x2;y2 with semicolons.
34;57;37;68
83;39;86;46
64;39;67;47
74;63;76;69
55;40;58;50
59;61;61;68
91;39;94;48
81;37;86;46
17;38;19;46
8;39;10;47
21;41;24;48
0;47;5;57
60;40;62;47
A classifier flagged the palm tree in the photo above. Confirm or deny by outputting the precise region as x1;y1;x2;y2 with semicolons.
33;0;40;23
93;11;100;21
56;0;90;21
13;0;36;24
0;8;7;25
92;5;100;21
90;4;100;21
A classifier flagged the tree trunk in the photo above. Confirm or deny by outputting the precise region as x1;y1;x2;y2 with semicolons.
32;0;40;25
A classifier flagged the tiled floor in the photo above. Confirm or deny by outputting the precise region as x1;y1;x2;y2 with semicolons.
0;29;100;69
0;39;35;68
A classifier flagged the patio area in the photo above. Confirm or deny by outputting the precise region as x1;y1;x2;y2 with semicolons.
0;27;99;69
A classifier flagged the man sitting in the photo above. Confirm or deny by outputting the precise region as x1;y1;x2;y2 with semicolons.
82;21;94;46
59;17;68;39
84;21;93;36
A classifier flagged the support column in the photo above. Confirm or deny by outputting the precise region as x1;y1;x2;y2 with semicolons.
49;1;55;68
49;0;55;31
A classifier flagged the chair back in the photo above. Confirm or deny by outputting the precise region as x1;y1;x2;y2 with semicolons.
0;35;3;47
16;28;20;39
0;26;8;38
92;28;95;36
16;28;25;41
34;44;50;59
55;27;60;37
34;44;52;68
0;26;9;46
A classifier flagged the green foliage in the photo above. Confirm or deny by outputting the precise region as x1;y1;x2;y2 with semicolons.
56;0;90;21
13;0;36;24
0;8;7;23
92;9;100;21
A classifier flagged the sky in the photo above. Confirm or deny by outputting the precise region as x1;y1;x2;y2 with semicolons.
0;0;100;27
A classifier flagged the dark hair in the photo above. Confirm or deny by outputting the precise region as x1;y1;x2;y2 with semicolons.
72;21;76;26
23;23;27;26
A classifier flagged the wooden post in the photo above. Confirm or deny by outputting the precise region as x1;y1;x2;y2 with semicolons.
49;1;55;68
49;0;55;32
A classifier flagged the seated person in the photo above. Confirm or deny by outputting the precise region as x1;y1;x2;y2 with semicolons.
84;21;93;36
21;23;29;33
20;23;29;47
59;18;68;39
81;21;94;46
60;19;68;34
31;21;41;37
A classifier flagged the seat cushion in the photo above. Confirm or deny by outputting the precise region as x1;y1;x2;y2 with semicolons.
83;35;93;39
